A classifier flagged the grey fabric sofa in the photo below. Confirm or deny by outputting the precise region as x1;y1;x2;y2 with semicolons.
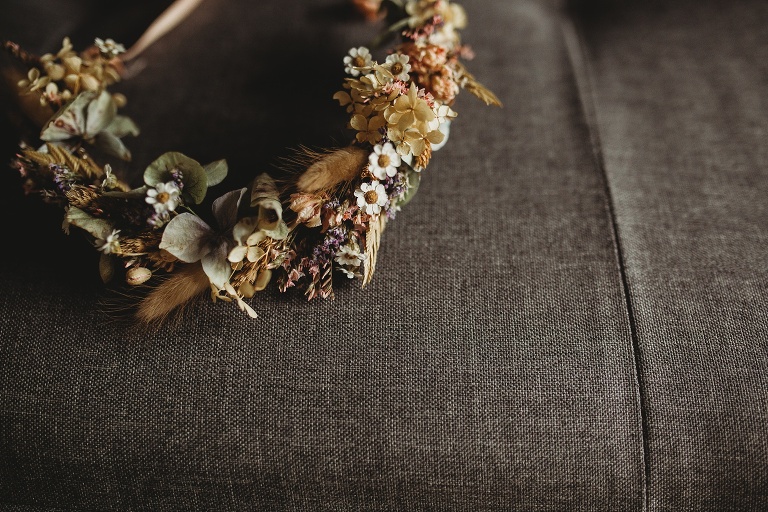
0;0;765;510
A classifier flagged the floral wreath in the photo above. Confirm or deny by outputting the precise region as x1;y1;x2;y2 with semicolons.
3;0;500;322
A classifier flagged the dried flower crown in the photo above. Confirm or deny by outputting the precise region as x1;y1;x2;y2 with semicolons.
4;0;500;322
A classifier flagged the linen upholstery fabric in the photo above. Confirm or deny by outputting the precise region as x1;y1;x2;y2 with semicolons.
1;0;765;511
569;1;768;510
0;0;645;510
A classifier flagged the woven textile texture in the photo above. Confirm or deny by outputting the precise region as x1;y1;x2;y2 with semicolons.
570;0;768;510
3;0;766;510
0;0;644;510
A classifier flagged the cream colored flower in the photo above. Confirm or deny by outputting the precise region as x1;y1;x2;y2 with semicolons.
62;56;101;93
386;127;414;157
344;47;373;76
228;229;266;264
359;71;389;92
335;244;364;267
354;181;387;215
368;143;401;180
404;127;445;159
434;104;458;125
385;53;411;81
145;181;181;213
351;113;386;144
385;83;435;132
369;65;395;87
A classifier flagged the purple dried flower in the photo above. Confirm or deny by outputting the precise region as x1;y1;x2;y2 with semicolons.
170;168;185;191
148;210;171;228
51;164;78;192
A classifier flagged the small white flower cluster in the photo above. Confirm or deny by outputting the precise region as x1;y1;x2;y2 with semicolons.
94;38;126;58
405;0;468;46
336;47;457;166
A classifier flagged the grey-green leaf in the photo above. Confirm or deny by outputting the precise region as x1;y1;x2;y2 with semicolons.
399;168;421;207
204;159;228;187
66;206;114;240
104;115;140;138
159;212;214;263
102;186;149;199
144;152;207;204
40;92;92;142
85;90;117;137
95;131;132;161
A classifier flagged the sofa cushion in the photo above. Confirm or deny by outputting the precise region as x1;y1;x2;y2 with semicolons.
570;0;768;509
1;0;647;509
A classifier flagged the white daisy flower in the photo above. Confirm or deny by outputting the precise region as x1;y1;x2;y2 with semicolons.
368;142;401;180
344;47;373;76
354;181;388;215
335;244;364;267
96;229;121;254
145;181;181;214
385;53;411;81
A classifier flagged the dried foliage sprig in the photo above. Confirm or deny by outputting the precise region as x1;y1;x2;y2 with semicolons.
5;0;499;322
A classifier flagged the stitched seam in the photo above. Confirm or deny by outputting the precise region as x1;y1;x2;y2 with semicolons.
559;11;650;512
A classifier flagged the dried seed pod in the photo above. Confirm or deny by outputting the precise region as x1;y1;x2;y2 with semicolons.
254;269;272;292
239;281;256;299
126;267;152;286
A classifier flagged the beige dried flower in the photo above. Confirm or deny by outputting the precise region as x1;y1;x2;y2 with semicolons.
384;83;435;132
351;113;386;145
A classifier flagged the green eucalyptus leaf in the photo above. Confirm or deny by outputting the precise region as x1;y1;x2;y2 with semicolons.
203;159;228;187
159;212;214;263
95;131;132;161
99;253;115;284
144;152;207;204
66;206;114;240
399;168;421;207
104;115;140;138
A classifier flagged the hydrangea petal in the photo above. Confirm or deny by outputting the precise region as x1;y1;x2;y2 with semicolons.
212;188;247;230
202;243;233;289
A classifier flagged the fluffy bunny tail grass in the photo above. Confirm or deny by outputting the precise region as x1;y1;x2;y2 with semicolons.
296;146;368;193
136;263;209;324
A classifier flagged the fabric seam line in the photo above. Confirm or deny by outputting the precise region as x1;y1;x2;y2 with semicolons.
559;11;650;511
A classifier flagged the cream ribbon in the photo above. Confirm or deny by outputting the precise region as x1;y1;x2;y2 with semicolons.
122;0;204;62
